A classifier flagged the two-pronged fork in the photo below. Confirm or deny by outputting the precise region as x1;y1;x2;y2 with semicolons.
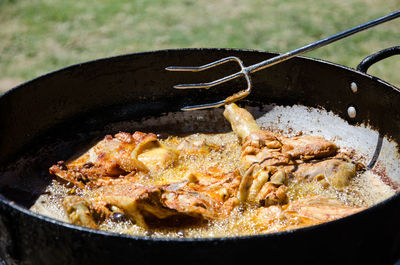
166;10;400;111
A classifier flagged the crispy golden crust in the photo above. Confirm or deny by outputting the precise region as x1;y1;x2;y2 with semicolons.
50;104;363;233
50;132;165;188
62;171;241;228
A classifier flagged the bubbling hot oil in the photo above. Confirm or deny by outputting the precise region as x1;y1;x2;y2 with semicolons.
31;132;396;238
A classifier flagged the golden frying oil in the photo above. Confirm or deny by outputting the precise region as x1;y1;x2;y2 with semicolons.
31;132;395;238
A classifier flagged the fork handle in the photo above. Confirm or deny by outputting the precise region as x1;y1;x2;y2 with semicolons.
247;10;400;73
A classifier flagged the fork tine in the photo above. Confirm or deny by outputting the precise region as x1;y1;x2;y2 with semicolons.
181;100;227;111
181;75;252;111
166;56;241;72
166;56;249;110
174;71;243;89
181;88;251;111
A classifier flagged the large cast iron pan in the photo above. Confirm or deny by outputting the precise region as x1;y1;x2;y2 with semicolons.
0;47;400;265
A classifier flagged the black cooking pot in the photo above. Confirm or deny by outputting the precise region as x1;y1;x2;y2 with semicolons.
0;47;400;265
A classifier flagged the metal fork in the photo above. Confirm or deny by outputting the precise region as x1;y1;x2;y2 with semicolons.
166;10;400;111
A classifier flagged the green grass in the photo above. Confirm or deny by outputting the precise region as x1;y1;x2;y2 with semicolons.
0;0;399;92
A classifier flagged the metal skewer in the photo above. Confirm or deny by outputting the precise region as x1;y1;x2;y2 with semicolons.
166;10;400;111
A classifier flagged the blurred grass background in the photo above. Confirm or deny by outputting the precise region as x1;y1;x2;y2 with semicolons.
0;0;399;93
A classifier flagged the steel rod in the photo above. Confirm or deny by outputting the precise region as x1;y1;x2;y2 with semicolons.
247;10;400;73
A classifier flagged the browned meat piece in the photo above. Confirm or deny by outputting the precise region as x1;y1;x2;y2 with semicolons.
223;103;260;140
280;135;337;161
50;131;178;188
240;131;292;170
285;196;364;222
254;196;365;232
63;170;241;228
224;103;342;205
293;158;357;188
63;186;178;229
241;131;337;166
224;104;290;206
256;182;288;206
63;196;98;229
237;163;288;206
